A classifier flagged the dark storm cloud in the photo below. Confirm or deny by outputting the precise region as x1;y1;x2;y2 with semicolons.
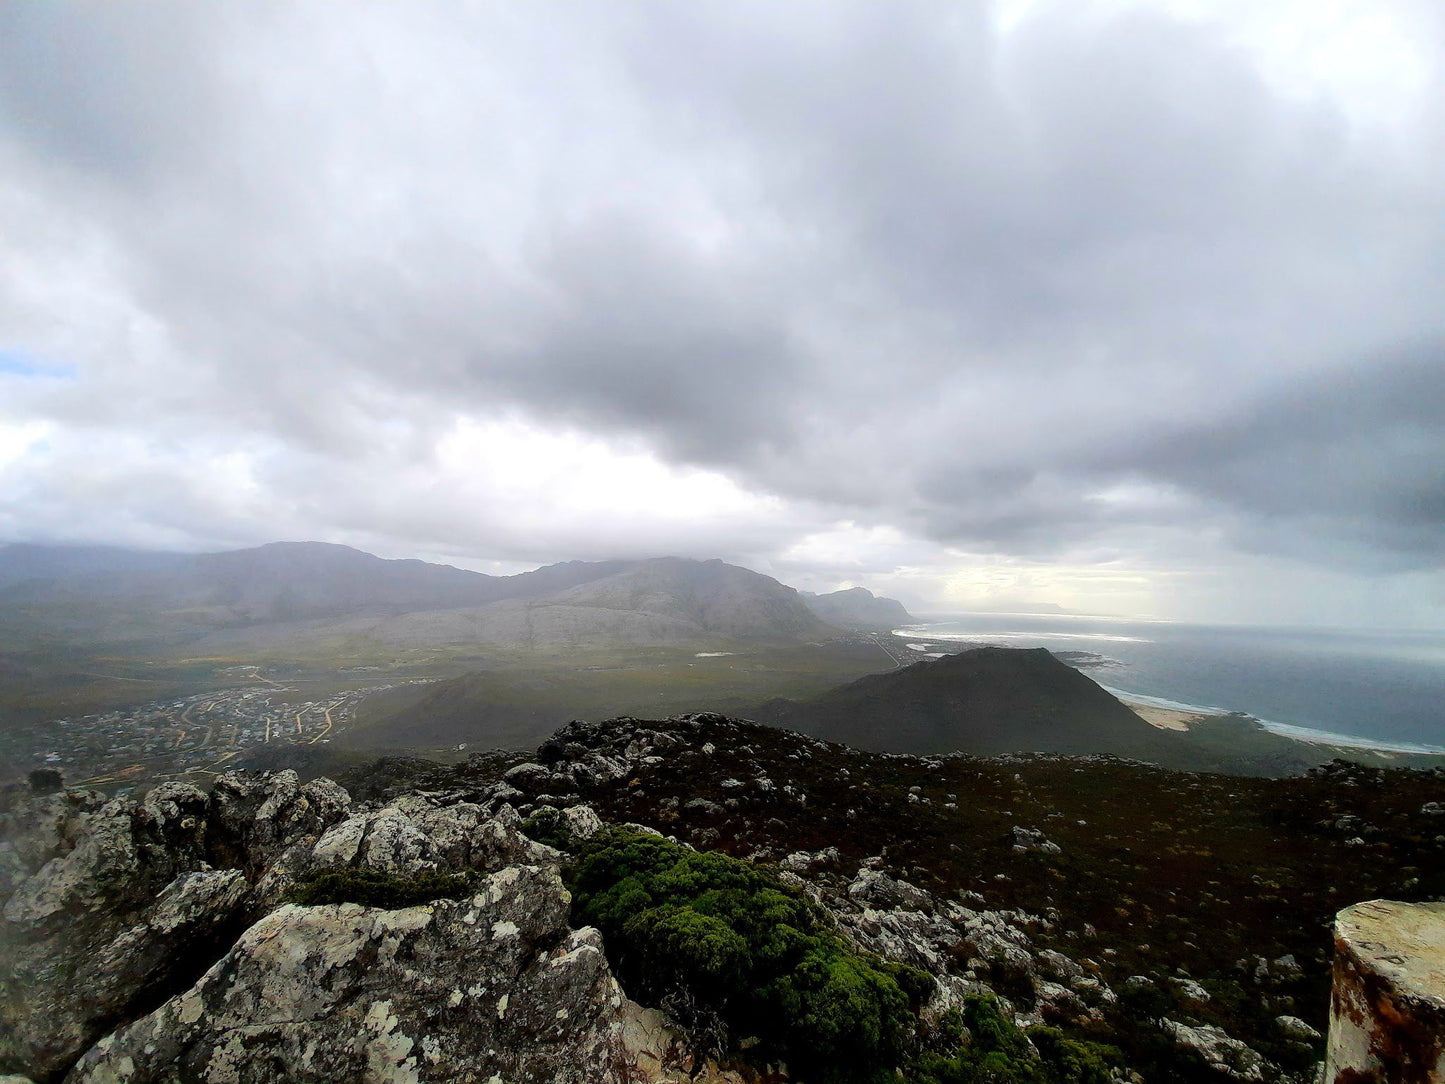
0;1;1441;615
1116;347;1445;567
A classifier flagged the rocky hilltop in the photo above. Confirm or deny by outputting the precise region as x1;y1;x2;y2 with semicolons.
4;714;1445;1083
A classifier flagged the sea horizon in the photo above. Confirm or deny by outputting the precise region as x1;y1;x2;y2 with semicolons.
894;613;1445;753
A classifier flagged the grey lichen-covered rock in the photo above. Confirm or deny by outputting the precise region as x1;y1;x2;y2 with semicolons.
1010;826;1062;856
1;849;246;1077
847;868;932;911
844;906;961;976
1172;976;1212;1006
1;789;215;1075
66;865;635;1084
255;797;557;911
0;787;108;896
0;774;355;1079
956;908;1038;985
1277;1015;1322;1043
1034;980;1095;1027
206;771;351;875
1325;898;1445;1084
356;807;438;876
1036;948;1085;985
502;761;556;789
4;786;209;928
1164;1020;1265;1082
562;804;603;841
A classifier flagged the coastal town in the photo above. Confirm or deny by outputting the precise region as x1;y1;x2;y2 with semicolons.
18;668;429;791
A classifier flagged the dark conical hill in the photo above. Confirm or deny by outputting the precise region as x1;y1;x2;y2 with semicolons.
753;646;1182;761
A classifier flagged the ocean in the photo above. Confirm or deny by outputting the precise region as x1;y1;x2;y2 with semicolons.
896;614;1445;754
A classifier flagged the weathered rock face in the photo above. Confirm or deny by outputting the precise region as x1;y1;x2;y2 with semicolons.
1163;1020;1266;1082
0;784;247;1078
1325;899;1445;1084
0;771;365;1080
206;770;351;876
65;865;632;1084
1;765;711;1084
0;788;108;898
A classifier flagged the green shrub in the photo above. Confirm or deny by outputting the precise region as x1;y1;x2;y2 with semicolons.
567;829;928;1083
288;867;476;909
907;996;1119;1084
28;768;64;794
1116;975;1173;1025
1025;1026;1120;1084
520;806;572;849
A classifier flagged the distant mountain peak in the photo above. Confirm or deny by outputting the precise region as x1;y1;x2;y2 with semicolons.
800;585;911;629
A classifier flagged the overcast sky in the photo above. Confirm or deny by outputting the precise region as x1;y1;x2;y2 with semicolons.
0;1;1441;626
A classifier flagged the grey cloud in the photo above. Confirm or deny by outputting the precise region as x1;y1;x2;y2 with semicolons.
0;4;229;183
1116;348;1445;567
0;1;1442;617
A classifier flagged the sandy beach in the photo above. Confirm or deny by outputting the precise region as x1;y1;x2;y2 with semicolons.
1121;698;1218;732
1117;693;1445;759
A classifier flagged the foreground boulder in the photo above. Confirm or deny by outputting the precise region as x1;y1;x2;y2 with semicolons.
1;768;726;1084
0;785;245;1076
1325;898;1445;1084
0;772;354;1077
66;865;633;1084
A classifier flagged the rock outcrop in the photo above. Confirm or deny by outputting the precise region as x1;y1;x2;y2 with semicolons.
1326;899;1445;1084
5;710;1359;1083
0;759;742;1084
0;782;253;1077
67;866;630;1084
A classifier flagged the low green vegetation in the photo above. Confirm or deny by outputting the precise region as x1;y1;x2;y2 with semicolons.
287;867;476;909
567;829;928;1083
519;806;572;849
909;997;1118;1084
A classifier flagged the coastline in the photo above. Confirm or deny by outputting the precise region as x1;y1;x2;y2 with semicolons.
1109;688;1445;757
895;622;1445;759
1121;700;1212;733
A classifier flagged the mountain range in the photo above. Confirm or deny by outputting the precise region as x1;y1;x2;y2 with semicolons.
0;542;878;650
0;542;624;627
2;541;1352;775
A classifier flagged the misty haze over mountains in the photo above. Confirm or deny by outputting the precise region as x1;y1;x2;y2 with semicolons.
1;538;1417;779
0;540;909;647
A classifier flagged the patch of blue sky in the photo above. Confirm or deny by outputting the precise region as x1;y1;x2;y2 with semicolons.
0;351;79;380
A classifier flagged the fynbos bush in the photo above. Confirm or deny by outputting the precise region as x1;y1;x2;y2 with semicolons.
568;829;927;1083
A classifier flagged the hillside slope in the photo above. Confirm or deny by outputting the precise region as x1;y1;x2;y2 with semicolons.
0;542;635;641
14;714;1436;1082
800;586;911;628
752;646;1215;763
752;646;1323;774
547;557;834;642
